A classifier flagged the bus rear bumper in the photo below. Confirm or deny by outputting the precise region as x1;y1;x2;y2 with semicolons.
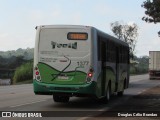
33;80;97;97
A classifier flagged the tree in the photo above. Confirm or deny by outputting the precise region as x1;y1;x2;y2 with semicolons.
110;21;138;59
142;0;160;36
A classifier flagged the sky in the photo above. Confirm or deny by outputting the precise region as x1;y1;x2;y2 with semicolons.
0;0;159;57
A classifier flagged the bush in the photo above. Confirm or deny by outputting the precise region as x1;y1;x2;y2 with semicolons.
13;61;33;84
130;66;136;75
130;65;148;75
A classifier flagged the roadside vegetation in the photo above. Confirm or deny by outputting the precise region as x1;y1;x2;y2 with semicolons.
0;48;33;84
130;56;149;75
13;61;33;84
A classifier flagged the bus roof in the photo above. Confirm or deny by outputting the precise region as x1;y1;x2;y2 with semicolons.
37;25;92;29
94;27;129;47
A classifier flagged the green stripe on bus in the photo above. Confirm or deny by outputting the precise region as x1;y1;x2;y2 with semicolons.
38;62;87;85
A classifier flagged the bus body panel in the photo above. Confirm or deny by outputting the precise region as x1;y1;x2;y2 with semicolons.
35;26;91;85
95;30;129;97
33;25;129;99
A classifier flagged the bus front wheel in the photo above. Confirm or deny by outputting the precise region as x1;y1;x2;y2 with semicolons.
53;95;69;103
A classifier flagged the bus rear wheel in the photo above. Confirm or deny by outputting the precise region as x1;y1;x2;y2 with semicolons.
106;84;111;102
117;80;125;97
101;83;111;104
117;91;124;97
53;95;69;103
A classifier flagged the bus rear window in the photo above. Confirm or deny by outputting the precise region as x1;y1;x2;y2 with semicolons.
67;32;88;40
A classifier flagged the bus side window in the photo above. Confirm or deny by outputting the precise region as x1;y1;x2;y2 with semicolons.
106;40;116;62
98;36;106;61
119;46;128;64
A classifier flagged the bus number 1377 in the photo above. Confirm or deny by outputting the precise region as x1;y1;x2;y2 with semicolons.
77;61;89;67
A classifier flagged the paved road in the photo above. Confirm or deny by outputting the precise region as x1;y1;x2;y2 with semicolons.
0;74;160;120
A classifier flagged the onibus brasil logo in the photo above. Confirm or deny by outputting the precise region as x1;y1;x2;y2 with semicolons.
51;41;77;49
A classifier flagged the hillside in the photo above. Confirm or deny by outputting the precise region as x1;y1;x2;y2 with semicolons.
0;48;34;78
0;48;34;60
0;48;33;70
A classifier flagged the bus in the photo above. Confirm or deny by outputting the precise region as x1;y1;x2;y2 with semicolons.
33;25;129;103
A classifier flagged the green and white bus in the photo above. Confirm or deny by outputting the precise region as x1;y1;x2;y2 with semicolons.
33;25;129;103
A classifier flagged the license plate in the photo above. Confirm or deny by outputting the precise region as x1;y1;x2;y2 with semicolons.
58;76;69;80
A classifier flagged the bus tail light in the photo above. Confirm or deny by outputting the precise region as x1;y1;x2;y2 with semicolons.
34;66;41;82
88;72;93;77
86;68;94;83
36;71;39;75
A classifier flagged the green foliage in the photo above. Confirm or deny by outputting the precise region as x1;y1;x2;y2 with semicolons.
0;48;34;79
142;0;160;36
0;55;26;69
110;21;138;59
13;61;33;84
130;56;149;75
142;0;160;23
137;56;149;74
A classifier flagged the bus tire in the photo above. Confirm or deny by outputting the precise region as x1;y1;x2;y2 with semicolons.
106;84;111;102
53;95;69;103
117;91;124;97
117;80;125;97
101;83;111;104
